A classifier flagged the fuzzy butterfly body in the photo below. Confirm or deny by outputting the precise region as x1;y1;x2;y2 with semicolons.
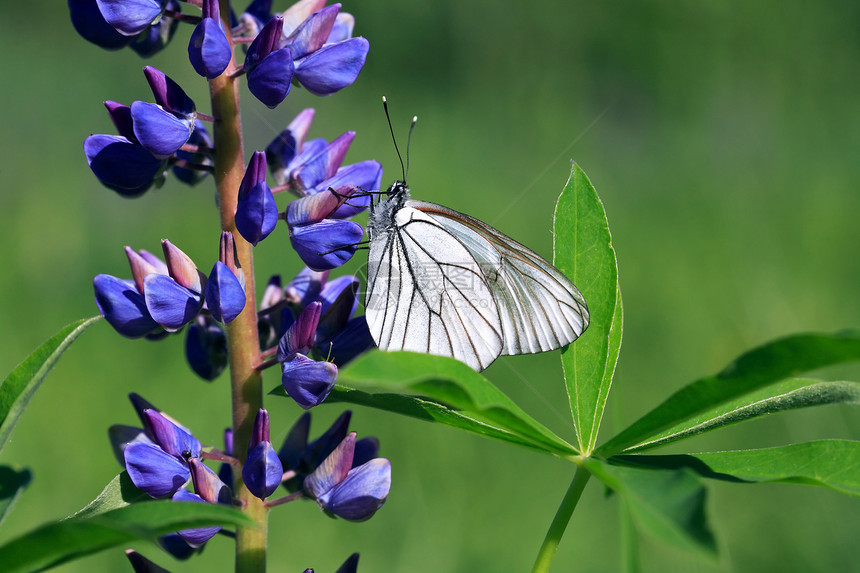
364;180;590;371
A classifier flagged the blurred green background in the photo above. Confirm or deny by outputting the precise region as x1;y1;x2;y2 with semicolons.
2;0;859;571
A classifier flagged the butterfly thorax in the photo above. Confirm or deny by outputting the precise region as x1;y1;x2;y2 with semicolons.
368;180;411;238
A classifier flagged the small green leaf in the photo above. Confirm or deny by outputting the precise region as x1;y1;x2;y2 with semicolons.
0;465;32;527
0;500;255;573
613;440;860;496
554;163;622;454
69;472;149;520
599;330;860;455
586;458;716;558
0;316;101;453
322;350;578;456
624;379;860;452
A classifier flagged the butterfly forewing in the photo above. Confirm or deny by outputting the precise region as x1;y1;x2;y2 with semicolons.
408;200;590;357
365;206;505;370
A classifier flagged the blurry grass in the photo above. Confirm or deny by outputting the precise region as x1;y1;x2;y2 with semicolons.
1;0;859;571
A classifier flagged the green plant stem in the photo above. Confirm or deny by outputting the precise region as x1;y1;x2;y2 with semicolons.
211;6;267;571
531;465;592;573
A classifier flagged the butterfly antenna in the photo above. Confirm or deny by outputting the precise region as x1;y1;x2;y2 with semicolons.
405;115;417;181
382;96;407;182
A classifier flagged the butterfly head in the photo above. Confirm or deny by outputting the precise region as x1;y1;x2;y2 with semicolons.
385;179;410;201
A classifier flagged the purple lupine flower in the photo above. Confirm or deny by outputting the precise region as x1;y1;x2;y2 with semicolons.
312;276;374;366
243;2;369;107
279;0;326;35
172;489;222;547
290;131;354;191
304;433;390;521
277;411;379;494
265;107;383;203
278;303;338;408
205;231;246;323
85;71;204;196
69;0;133;50
70;0;179;55
158;532;197;560
93;246;170;338
131;67;197;158
188;0;232;78
188;456;231;504
96;0;167;36
124;409;201;498
205;261;246;323
285;3;369;97
94;274;161;338
284;267;328;308
129;0;180;57
277;267;374;365
143;239;206;331
113;397;231;549
84;134;166;197
287;188;364;270
185;314;228;380
281;354;338;409
293;36;369;97
244;16;294;108
235;151;279;245
242;409;284;499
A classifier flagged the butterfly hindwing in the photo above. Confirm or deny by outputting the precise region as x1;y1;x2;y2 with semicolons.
408;200;590;357
365;205;504;370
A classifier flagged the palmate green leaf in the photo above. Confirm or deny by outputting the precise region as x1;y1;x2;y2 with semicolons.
0;316;101;454
624;378;860;452
317;350;577;457
599;330;860;456
612;440;860;496
585;458;716;558
69;471;149;520
0;500;254;573
554;163;622;455
0;465;32;528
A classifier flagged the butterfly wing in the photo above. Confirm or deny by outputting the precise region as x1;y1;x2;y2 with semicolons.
408;200;590;356
365;205;504;371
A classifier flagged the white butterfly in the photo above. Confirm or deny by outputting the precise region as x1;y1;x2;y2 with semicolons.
364;179;590;371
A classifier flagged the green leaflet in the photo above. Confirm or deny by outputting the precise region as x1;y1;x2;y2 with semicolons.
613;439;860;496
554;163;622;454
68;471;149;520
586;458;716;558
324;387;561;455
0;316;101;454
0;500;254;573
624;378;860;452
599;330;860;455
307;350;578;457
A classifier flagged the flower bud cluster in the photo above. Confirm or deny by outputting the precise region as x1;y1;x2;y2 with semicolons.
75;0;387;566
94;234;245;340
84;68;209;197
110;396;391;557
268;108;382;269
258;267;374;407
